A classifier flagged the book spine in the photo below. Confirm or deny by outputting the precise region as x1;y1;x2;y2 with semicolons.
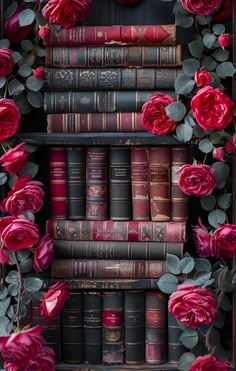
145;291;167;364
44;25;176;47
53;240;184;260
61;292;83;363
149;147;171;221
86;147;108;220
46;219;186;241
168;311;187;363
131;147;150;220
47;112;145;133
65;147;86;220
171;146;190;221
124;290;145;364
48;147;67;219
44;67;179;91
103;291;124;364
83;291;103;364
50;259;167;278
109;147;131;220
45;45;182;68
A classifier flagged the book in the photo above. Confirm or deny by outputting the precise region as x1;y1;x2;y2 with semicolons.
46;219;186;242
86;147;108;220
65;147;86;220
149;146;171;221
109;147;131;220
168;311;187;363
50;259;168;278
46;112;146;133
43;90;175;114
44;67;180;91
48;147;67;219
131;147;150;220
43;25;176;47
53;240;184;260
45;45;182;68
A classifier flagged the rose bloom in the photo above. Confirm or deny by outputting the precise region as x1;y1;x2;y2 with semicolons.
181;0;222;15
0;48;15;78
0;98;21;141
142;92;177;135
192;218;217;257
0;248;10;264
191;86;234;130
39;281;71;320
33;66;45;79
213;0;232;22
168;284;217;328
1;215;40;251
225;133;236;153
213;223;236;259
178;163;216;196
213;147;225;161
190;354;230;371
218;33;233;47
42;0;92;29
23;346;55;371
4;4;33;44
33;234;54;272
194;68;212;86
0;142;30;174
38;25;51;39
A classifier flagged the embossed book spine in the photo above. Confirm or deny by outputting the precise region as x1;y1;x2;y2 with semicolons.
66;147;86;220
48;147;67;219
124;290;145;364
44;25;176;46
168;311;187;363
145;291;167;364
103;291;124;364
61;291;83;363
83;291;102;364
131;146;150;220
109;147;131;220
86;147;108;220
149;146;171;221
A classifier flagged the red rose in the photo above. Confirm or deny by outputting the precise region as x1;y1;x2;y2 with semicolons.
218;33;233;47
142;92;177;135
25;346;55;371
0;142;30;174
0;248;10;264
190;354;230;371
4;4;33;44
178;163;216;196
168;284;217;329
39;281;71;320
0;48;15;78
213;147;225;161
194;68;212;86
33;234;54;272
0;216;15;233
1;215;40;250
192;218;217;257
225;133;236;153
191;86;234;130
0;98;21;141
213;0;232;22
33;66;45;79
213;224;236;259
38;25;51;39
181;0;222;15
42;0;92;29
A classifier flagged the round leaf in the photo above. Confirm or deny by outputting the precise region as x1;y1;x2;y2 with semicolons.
0;172;7;186
193;272;212;286
198;138;213;153
20;258;33;273
19;8;35;27
165;101;186;121
8;79;25;96
175;14;194;28
202;56;218;71
212;23;226;35
175;73;195;94
27;91;44;108
26;76;45;92
212;48;230;62
0;77;6;89
188;40;204;58
179;257;195;274
24;277;43;292
176;123;193;142
217;193;232;210
193;125;205;139
203;33;217;49
216;62;236;78
6;270;18;284
19;162;39;178
0;285;8;300
195;15;212;25
179;329;199;349
0;316;11;336
20;39;34;52
157;273;178;294
182;59;200;77
15;94;32;115
18;64;32;78
166;254;181;275
8;282;19;296
178;352;196;371
200;195;216;211
208;209;226;228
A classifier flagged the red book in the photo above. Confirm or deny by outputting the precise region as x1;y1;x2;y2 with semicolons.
44;25;176;47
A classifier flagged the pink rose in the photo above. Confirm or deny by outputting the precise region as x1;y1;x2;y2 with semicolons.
225;133;236;153
0;48;15;77
0;142;30;174
181;0;222;15
168;284;217;328
42;0;92;29
38;25;51;39
1;215;40;250
178;163;216;196
39;281;71;320
4;4;33;44
194;68;212;86
192;218;217;257
218;33;233;47
142;92;177;135
33;67;45;79
33;234;54;272
213;0;232;22
0;98;21;141
190;354;230;371
0;248;10;264
0;216;15;233
25;346;55;371
213;224;236;259
213;147;225;161
191;86;234;130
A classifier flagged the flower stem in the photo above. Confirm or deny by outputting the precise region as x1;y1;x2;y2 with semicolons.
13;252;23;329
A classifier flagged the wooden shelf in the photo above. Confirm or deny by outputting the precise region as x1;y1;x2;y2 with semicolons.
55;362;179;371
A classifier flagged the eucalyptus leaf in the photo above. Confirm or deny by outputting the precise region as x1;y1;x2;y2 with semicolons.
27;91;44;108
178;352;196;371
179;257;195;274
8;79;25;96
8;282;19;296
193;125;206;139
6;270;19;284
26;75;45;92
180;329;199;349
211;162;230;189
22;53;35;67
0;172;7;186
203;33;217;49
166;254;181;275
165;101;186;121
36;47;46;57
17;249;31;262
220;294;232;311
212;23;226;35
0;39;10;48
18;64;32;78
194;258;211;272
182;59;200;77
19;162;39;178
208;209;226;228
216;62;236;78
217;193;232;210
198;138;213;153
176;123;193;142
200;194;216;211
210;72;221;88
193;272;212;286
188;40;204;58
195;15;212;25
175;14;194;28
175;74;195;94
157;273;178;294
35;11;47;26
0;77;6;89
202;56;218;71
20;258;33;273
0;285;8;300
14;94;32;115
21;211;35;222
4;1;17;19
0;297;11;316
0;316;11;336
184;113;196;127
20;39;34;52
24;277;43;292
19;8;35;27
12;51;23;63
218;268;232;292
212;48;230;62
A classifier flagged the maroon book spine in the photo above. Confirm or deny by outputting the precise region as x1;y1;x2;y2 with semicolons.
149;147;171;221
48;147;67;219
47;112;145;133
44;25;176;47
46;219;186;242
131;146;150;220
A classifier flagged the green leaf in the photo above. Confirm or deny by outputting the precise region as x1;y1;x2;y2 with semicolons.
0;172;7;186
200;195;216;211
19;162;39;178
194;258;212;272
212;48;230;62
180;329;199;349
184;113;196;127
27;91;44;108
35;11;47;27
220;294;232;311
188;40;204;58
22;53;35;67
0;297;11;316
19;8;35;27
0;316;11;336
8;282;19;296
203;33;217;49
195;15;212;25
178;352;196;371
166;254;181;274
36;47;46;58
193;272;212;286
176;123;193;142
175;14;194;28
15;94;32;115
218;268;232;292
179;257;195;274
165;101;186;121
5;270;18;284
198;138;213;153
193;125;205;139
17;249;31;262
21;290;31;305
22;211;35;222
4;1;17;19
18;64;32;78
20;39;34;52
211;162;230;189
24;277;43;292
0;285;8;300
20;258;33;273
8;79;25;96
216;62;236;78
0;77;6;89
175;73;195;94
217;193;232;210
212;23;226;35
182;59;201;77
26;75;45;92
202;56;218;72
12;51;23;63
208;209;226;229
157;273;178;294
214;308;225;328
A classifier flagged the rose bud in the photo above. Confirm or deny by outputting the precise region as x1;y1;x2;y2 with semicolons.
218;33;233;47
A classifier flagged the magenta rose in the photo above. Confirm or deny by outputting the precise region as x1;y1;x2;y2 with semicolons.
4;4;33;44
0;48;15;77
33;67;45;79
1;215;40;250
194;68;212;86
0;142;30;174
213;147;225;161
38;25;51;39
213;223;236;259
42;0;92;29
192;218;217;257
218;33;233;47
142;92;177;135
190;354;230;371
191;86;234;130
33;234;54;272
168;284;217;328
24;346;55;371
0;98;21;141
181;0;222;15
225;133;236;153
178;163;216;196
39;281;71;320
0;248;10;264
213;0;232;22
